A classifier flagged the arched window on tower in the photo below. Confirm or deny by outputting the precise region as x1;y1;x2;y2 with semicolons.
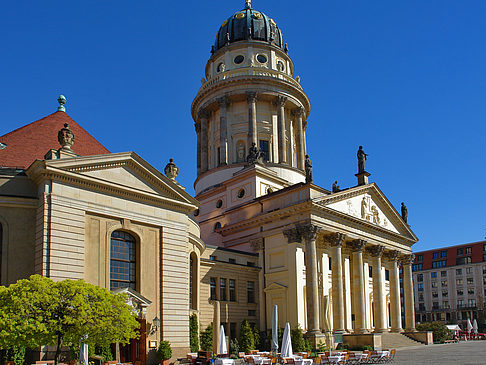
110;230;137;291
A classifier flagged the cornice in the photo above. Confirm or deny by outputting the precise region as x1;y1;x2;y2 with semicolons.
0;196;38;209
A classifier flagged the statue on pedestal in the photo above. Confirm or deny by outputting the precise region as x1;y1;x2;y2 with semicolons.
357;146;368;173
401;202;408;223
305;154;313;183
332;181;340;193
247;142;264;164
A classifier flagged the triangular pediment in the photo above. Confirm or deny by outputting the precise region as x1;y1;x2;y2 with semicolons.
316;183;416;241
264;282;288;293
28;151;199;210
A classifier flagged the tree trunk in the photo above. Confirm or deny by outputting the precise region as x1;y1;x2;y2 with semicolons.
54;334;63;365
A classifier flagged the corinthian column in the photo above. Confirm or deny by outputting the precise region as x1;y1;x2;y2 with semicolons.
387;250;402;332
350;239;368;334
369;245;387;332
293;107;305;170
247;92;258;147
198;108;209;173
276;95;287;164
324;232;346;333
402;254;416;331
217;96;229;166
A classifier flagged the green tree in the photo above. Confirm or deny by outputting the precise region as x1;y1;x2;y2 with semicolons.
200;323;213;351
416;321;451;343
291;326;311;352
239;320;255;353
189;313;199;352
0;275;140;365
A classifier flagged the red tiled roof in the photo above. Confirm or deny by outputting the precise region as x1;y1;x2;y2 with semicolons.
0;111;110;169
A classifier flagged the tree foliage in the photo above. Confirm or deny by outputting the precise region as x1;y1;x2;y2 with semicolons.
189;313;199;352
416;321;451;343
200;323;213;351
290;326;311;352
239;320;255;353
0;275;140;364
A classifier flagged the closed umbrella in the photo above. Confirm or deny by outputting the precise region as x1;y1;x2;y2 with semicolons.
219;325;228;354
473;319;478;335
281;322;293;358
467;318;473;334
272;305;279;355
79;341;88;365
322;295;333;349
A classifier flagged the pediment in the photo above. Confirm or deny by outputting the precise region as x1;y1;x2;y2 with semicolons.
316;183;416;240
29;152;198;209
264;282;288;293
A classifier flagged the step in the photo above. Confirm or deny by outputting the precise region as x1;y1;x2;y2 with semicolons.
380;333;425;349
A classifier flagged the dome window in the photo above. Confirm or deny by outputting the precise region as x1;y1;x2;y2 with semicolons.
235;12;245;19
256;54;267;64
217;62;225;73
237;188;245;198
252;12;263;19
194;209;200;217
234;55;245;64
277;61;285;72
216;199;223;208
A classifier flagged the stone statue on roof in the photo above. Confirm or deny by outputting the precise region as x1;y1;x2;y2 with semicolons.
58;123;74;150
305;154;313;183
357;145;368;173
401;202;408;223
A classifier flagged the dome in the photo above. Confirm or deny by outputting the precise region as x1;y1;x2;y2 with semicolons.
214;4;284;52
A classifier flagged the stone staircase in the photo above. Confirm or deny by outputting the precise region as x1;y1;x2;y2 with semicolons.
380;332;425;349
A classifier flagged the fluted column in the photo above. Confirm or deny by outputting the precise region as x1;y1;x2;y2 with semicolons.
251;238;266;332
324;232;346;333
387;250;403;332
198;108;209;173
350;239;368;334
276;96;287;164
402;254;416;331
217;96;229;166
195;123;201;175
247;92;258;147
369;245;387;332
293;107;305;170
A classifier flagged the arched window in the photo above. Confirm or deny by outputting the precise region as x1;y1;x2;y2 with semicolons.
110;230;136;291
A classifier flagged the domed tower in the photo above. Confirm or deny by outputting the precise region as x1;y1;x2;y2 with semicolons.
192;1;311;243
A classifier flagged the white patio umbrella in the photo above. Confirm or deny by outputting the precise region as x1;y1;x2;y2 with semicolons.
79;341;89;365
219;325;228;354
322;295;333;349
473;319;478;335
467;318;473;334
281;322;293;358
272;305;279;354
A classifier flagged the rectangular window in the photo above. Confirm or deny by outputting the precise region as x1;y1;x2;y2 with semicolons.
431;281;438;288
431;272;437;278
457;248;464;256
229;258;236;264
442;290;448;297
417;255;423;262
468;288;475;295
229;279;236;302
441;280;448;287
484;244;486;252
443;301;449;309
230;322;237;340
441;271;447;277
418;283;424;291
247;281;255;303
467;277;474;285
432;292;438;298
259;140;269;162
458;299;464;308
419;303;425;311
220;278;227;301
418;293;424;301
329;257;332;270
248;310;256;317
247;261;255;267
441;251;447;258
369;266;373;278
210;277;217;300
483;253;486;262
210;255;217;261
457;289;464;296
483;277;486;285
468;299;476;307
432;252;440;259
456;269;462;275
456;278;463;286
417;274;423;282
466;267;472;274
465;247;472;254
385;269;390;281
432;302;439;309
412;264;423;271
432;260;447;268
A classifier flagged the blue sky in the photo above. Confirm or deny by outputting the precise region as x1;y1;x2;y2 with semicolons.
1;1;484;251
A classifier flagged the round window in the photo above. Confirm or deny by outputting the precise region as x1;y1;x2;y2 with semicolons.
237;189;245;198
277;61;285;71
234;55;245;64
257;54;267;63
216;199;223;208
194;209;200;217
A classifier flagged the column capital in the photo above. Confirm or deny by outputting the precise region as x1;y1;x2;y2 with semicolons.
368;244;385;257
324;232;346;247
349;239;367;252
217;95;230;108
385;250;401;262
197;108;209;119
400;253;415;265
275;95;287;107
283;223;321;243
246;91;258;103
293;106;305;117
250;238;263;252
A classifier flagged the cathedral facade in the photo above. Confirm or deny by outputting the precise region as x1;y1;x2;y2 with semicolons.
0;1;419;363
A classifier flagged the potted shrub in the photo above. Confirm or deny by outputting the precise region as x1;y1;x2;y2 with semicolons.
157;340;172;365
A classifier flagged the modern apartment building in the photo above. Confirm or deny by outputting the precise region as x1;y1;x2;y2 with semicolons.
412;240;486;331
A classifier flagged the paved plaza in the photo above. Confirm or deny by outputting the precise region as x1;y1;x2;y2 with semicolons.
395;341;486;364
